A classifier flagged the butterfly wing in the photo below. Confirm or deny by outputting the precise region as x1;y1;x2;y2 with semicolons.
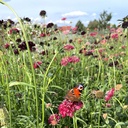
65;89;80;102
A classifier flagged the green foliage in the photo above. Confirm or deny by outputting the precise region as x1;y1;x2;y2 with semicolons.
88;19;99;30
75;20;85;32
98;10;112;29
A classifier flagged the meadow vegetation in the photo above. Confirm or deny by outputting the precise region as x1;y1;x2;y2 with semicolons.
0;1;128;128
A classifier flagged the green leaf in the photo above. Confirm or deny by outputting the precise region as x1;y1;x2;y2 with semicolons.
9;81;34;88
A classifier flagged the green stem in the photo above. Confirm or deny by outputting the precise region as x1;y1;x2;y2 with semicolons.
0;1;39;127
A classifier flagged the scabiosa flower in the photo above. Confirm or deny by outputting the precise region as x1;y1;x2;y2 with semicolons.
40;33;46;37
58;99;83;118
105;88;115;102
48;114;60;126
63;44;75;51
111;33;118;39
40;10;46;17
8;28;19;34
4;43;10;49
90;32;97;37
61;17;66;20
47;22;54;28
33;61;42;69
61;57;70;66
69;56;80;63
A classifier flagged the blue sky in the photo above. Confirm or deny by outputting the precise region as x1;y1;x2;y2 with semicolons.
0;0;128;26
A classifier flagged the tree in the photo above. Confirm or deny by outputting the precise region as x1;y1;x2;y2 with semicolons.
75;20;85;32
87;19;99;30
98;10;112;29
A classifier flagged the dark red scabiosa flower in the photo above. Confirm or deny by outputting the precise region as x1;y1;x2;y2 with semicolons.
14;49;19;55
79;48;86;55
69;39;73;43
33;61;42;69
28;41;35;51
16;38;22;43
40;10;46;17
105;88;115;102
108;61;119;67
18;42;27;51
40;33;46;37
8;28;19;34
58;99;83;118
4;43;10;49
48;114;60;126
23;17;31;22
63;44;75;51
81;31;86;35
85;50;94;56
61;17;66;20
53;37;57;40
47;22;54;28
40;50;48;56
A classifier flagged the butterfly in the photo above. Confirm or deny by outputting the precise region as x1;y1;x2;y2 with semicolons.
65;84;84;102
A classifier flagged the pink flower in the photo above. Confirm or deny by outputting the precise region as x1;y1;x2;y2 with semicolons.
116;27;123;34
105;88;115;102
58;99;83;118
111;33;118;39
40;33;46;37
90;32;97;37
71;27;77;31
61;56;80;66
110;28;116;33
63;44;74;51
48;114;60;126
61;57;70;66
33;61;42;69
69;56;80;63
61;17;66;20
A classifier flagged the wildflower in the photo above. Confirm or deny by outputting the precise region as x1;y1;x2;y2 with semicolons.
69;56;80;63
33;61;42;69
61;57;69;66
111;33;118;39
90;32;97;37
47;22;54;28
58;99;83;118
4;43;10;49
40;10;46;17
105;88;115;102
14;49;19;55
81;31;86;35
69;39;73;43
40;33;46;37
48;114;60;126
8;28;19;34
61;17;66;20
63;44;74;51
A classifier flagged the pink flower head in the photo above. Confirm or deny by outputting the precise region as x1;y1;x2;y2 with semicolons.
58;99;83;118
40;33;46;37
61;17;66;20
71;27;77;31
63;44;74;51
61;56;80;66
48;114;60;126
61;57;70;66
33;61;42;69
90;32;97;37
105;88;115;102
116;27;123;34
111;33;118;39
68;56;80;63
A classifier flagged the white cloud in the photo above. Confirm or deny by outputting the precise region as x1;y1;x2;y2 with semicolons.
92;13;97;17
62;11;88;18
55;19;71;24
